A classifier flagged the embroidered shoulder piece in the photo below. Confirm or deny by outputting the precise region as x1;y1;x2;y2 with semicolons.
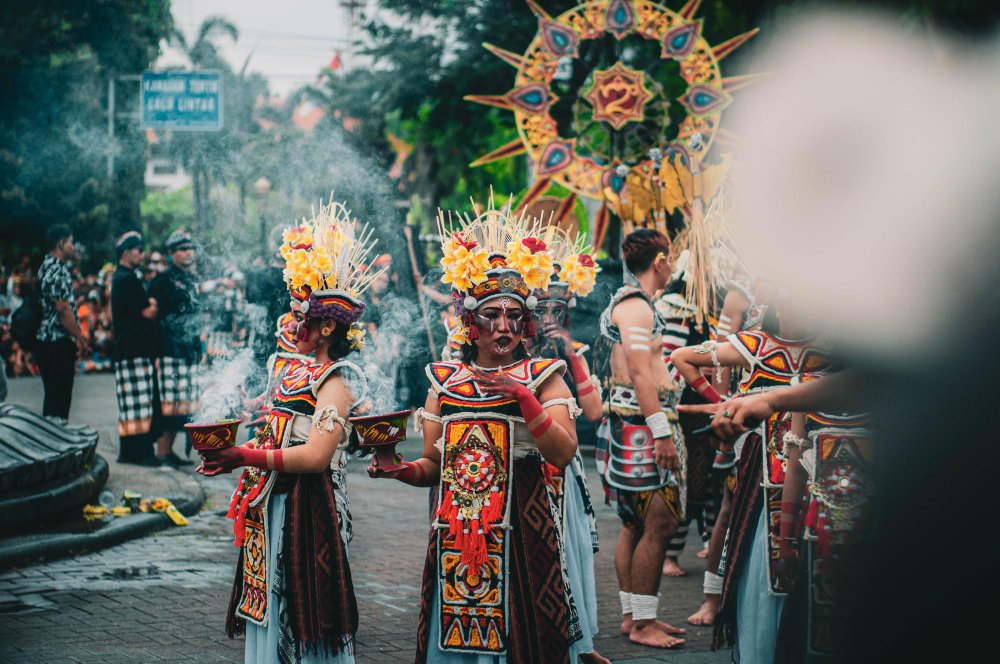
571;340;590;357
425;358;566;403
272;360;336;416
728;331;833;395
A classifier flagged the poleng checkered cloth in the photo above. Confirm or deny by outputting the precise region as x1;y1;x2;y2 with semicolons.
157;356;200;417
114;358;156;436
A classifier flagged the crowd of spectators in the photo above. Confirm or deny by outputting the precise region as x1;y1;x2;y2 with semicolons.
0;247;253;381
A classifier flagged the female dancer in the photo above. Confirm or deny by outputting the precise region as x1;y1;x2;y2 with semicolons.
525;227;608;664
370;206;581;663
670;298;831;663
198;204;384;663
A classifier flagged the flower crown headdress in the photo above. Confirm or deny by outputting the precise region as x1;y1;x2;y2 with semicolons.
535;225;600;307
437;194;557;313
279;198;386;332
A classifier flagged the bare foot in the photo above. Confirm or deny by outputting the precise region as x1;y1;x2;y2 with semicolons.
579;650;611;664
696;544;709;559
662;557;687;577
621;617;686;635
687;594;721;626
629;621;686;649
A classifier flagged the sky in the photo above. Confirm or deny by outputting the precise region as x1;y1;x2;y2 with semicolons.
159;0;372;97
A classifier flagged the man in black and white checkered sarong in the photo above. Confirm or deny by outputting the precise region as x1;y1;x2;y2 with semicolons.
149;228;203;466
111;231;162;464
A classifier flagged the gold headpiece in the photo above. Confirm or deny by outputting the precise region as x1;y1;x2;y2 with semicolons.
278;199;386;327
437;194;557;311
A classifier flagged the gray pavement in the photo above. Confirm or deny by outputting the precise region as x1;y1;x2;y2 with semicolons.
0;373;730;663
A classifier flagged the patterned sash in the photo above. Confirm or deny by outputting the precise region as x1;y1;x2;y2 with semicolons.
426;357;565;656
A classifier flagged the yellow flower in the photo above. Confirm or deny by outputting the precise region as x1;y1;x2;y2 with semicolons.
346;325;366;351
523;252;554;290
560;254;599;297
451;324;470;346
280;225;314;262
441;242;489;291
506;238;553;290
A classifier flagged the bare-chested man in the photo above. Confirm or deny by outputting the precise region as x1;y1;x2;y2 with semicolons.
594;228;687;649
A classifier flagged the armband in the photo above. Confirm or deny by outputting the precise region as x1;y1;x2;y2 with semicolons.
645;411;672;439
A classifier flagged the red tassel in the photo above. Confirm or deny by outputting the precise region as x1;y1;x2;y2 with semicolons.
464;519;487;569
468;324;479;341
524;320;536;339
481;490;503;524
770;455;785;483
805;497;819;530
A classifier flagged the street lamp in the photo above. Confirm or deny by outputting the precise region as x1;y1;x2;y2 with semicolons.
254;177;272;259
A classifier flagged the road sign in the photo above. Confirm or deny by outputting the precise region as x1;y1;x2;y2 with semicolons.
141;71;222;131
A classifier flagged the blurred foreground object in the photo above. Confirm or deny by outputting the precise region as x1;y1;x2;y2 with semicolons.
729;10;1000;662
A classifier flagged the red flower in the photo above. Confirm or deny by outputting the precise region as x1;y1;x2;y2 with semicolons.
521;237;547;254
453;232;477;251
577;253;595;267
291;242;313;250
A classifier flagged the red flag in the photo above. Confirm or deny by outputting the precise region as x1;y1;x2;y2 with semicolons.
328;51;342;71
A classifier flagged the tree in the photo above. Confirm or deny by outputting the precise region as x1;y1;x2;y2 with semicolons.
0;0;173;268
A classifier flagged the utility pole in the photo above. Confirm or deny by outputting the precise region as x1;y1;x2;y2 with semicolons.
338;0;364;71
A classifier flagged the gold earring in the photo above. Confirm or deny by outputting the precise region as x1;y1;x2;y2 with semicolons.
321;327;333;337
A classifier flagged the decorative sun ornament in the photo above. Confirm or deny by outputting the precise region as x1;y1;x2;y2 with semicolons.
582;62;653;130
465;0;762;248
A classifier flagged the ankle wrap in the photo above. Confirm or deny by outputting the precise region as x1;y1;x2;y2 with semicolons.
704;570;723;595
619;590;632;615
631;593;659;621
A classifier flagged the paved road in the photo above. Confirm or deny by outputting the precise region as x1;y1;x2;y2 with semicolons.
0;374;729;663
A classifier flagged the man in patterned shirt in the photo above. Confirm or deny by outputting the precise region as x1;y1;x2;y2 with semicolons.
35;224;90;419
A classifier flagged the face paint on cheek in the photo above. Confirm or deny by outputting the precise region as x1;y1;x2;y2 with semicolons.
294;321;310;343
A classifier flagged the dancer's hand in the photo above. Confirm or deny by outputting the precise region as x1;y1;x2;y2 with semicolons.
777;549;799;591
654;436;679;471
366;453;403;479
197;446;247;476
542;323;571;357
678;395;774;440
471;368;532;401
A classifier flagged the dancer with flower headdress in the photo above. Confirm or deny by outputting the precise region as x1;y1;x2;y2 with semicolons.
369;199;581;663
523;226;609;664
198;201;385;663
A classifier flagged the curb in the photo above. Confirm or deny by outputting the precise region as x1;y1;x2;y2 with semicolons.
0;476;207;572
0;454;110;528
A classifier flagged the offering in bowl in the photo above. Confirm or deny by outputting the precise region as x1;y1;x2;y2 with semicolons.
184;419;242;452
349;409;412;472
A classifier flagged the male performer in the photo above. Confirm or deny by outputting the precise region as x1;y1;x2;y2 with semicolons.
594;228;687;649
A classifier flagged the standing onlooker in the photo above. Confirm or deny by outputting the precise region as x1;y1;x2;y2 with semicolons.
144;251;167;284
36;224;90;420
149;229;201;466
111;231;161;465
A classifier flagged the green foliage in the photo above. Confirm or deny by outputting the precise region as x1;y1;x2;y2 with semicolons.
0;0;173;268
140;186;194;248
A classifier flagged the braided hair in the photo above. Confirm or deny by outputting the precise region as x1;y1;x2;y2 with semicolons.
622;228;670;275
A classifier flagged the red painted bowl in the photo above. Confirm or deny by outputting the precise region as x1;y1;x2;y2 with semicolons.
184;419;242;451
